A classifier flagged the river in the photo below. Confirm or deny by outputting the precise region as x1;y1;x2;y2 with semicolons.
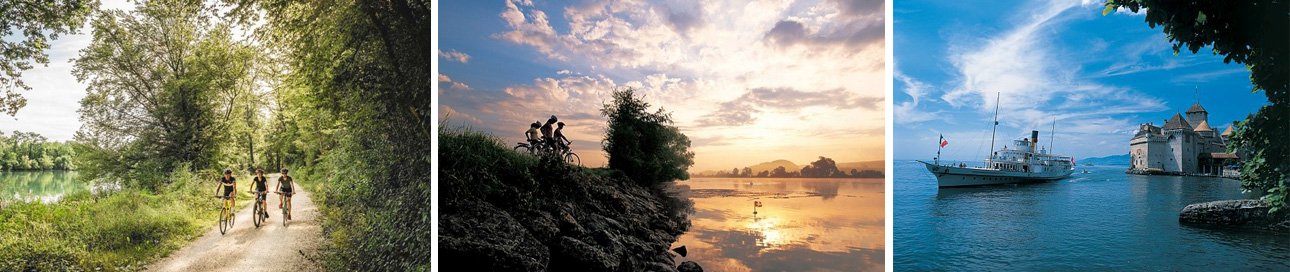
670;177;885;271
1;171;85;203
894;160;1289;270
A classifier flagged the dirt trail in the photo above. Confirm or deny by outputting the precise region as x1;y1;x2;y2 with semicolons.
149;175;323;272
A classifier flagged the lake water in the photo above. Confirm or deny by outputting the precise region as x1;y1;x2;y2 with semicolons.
894;160;1290;271
670;177;885;271
0;171;85;203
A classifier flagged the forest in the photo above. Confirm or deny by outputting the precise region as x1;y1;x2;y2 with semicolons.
1;0;430;270
0;131;76;171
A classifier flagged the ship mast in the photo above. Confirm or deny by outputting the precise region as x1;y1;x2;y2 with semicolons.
1049;117;1056;154
988;92;999;164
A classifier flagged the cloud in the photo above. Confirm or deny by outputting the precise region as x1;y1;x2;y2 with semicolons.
936;0;1169;129
438;49;471;63
700;87;881;126
437;74;471;91
762;17;883;51
893;70;940;124
456;0;887;170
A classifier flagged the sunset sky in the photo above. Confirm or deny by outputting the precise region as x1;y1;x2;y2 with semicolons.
893;0;1268;161
438;0;886;171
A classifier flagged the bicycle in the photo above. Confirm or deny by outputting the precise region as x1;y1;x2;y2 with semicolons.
214;195;235;235
514;140;548;155
251;191;269;228
275;191;294;227
515;139;581;166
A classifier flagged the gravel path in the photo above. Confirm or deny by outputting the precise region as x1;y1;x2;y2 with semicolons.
148;175;323;272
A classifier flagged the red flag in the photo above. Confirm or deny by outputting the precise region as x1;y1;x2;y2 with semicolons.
939;134;949;148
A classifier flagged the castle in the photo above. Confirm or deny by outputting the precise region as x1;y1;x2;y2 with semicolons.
1128;102;1240;176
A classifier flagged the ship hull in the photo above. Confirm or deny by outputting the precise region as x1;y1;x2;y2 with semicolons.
919;161;1072;188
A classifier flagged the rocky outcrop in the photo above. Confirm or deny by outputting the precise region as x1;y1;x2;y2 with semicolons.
440;131;698;271
677;261;703;272
1179;199;1290;232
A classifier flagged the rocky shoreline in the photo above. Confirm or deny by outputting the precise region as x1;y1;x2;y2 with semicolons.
1178;199;1290;232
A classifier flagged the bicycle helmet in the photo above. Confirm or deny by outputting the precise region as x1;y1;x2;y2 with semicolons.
557;122;565;127
280;168;289;174
531;122;540;128
548;115;558;123
224;168;233;174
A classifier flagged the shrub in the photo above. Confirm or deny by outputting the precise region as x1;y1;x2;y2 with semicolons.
600;87;695;185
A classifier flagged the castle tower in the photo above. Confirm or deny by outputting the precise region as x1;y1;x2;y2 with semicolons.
1185;102;1208;126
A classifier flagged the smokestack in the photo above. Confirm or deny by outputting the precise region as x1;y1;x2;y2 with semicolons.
1031;130;1039;153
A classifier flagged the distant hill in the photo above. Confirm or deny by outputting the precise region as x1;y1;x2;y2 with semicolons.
838;160;884;172
748;159;800;174
696;159;885;176
1079;154;1130;166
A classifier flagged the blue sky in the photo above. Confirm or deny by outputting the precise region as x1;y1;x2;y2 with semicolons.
893;0;1268;161
439;0;886;171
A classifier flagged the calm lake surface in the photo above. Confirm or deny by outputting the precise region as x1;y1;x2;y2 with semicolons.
1;171;84;203
894;160;1290;271
670;177;885;271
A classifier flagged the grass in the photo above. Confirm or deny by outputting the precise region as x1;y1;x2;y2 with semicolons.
0;169;259;271
437;126;692;270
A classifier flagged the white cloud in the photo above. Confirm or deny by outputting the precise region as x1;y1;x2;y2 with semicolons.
437;74;471;91
438;49;471;63
894;70;939;124
938;0;1166;128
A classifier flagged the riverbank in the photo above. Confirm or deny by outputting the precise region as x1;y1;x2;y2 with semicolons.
0;170;255;270
438;128;694;271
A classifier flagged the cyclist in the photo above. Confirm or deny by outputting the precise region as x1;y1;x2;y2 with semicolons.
216;168;236;207
250;168;269;219
553;121;571;153
540;115;558;150
525;121;542;148
275;168;296;220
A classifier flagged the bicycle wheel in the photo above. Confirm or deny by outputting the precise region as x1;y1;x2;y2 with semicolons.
565;152;581;166
514;145;528;154
253;200;262;228
282;201;289;227
219;206;230;235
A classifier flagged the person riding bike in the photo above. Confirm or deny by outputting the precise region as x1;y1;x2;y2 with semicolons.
525;121;542;148
553;121;571;153
275;168;295;220
215;168;236;206
540;115;558;150
250;168;269;219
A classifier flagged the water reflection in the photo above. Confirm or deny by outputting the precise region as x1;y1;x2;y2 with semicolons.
1;171;85;203
671;178;885;271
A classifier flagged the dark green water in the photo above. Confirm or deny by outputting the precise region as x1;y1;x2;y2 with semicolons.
895;161;1289;271
1;171;85;203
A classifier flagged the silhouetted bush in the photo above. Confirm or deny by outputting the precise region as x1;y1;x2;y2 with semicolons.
599;88;695;185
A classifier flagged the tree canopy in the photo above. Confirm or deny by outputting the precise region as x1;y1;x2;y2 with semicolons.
72;0;262;189
601;87;696;185
0;0;98;116
1106;0;1289;211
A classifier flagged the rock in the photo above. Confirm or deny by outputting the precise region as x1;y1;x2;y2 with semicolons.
1179;199;1289;232
640;262;679;272
677;261;703;272
439;203;549;271
549;236;619;272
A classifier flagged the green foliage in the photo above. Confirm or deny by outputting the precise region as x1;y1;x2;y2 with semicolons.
73;0;263;189
0;0;98;116
600;88;695;185
1229;105;1289;212
1106;0;1290;211
0;168;243;271
0;131;77;171
233;0;434;270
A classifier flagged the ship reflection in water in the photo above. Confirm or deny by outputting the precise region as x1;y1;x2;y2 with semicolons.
670;178;885;271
